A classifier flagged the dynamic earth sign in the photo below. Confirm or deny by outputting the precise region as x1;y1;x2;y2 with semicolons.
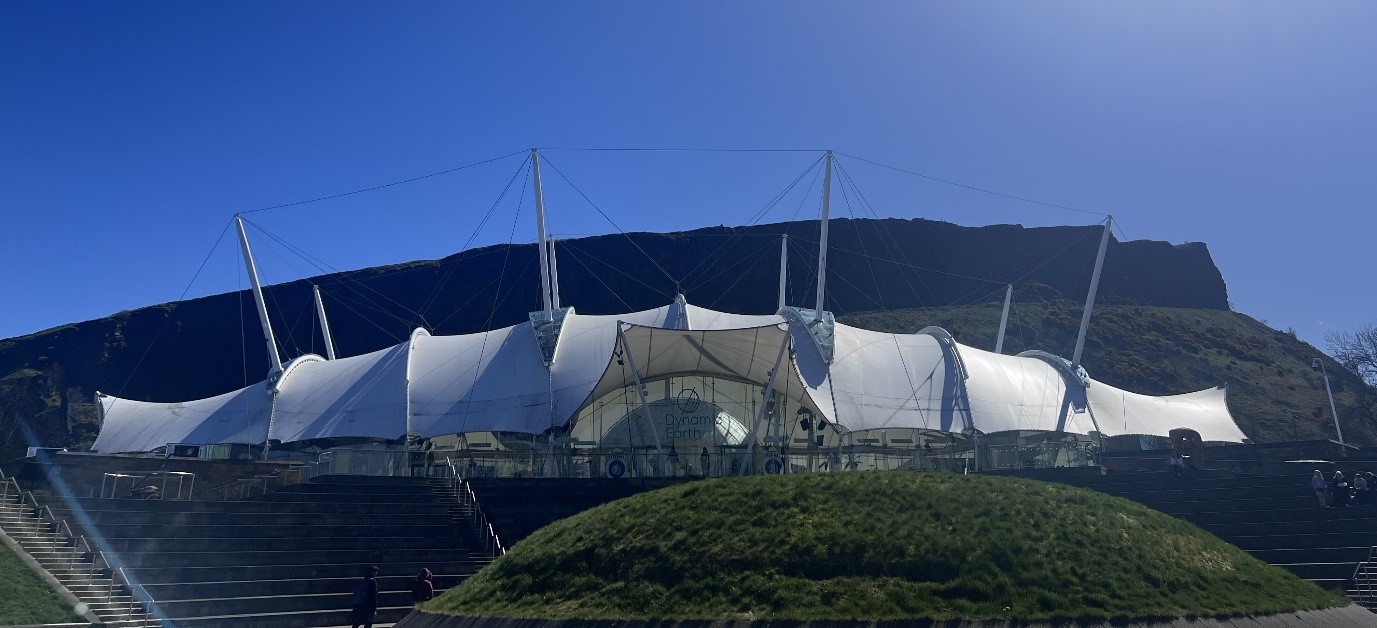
606;390;749;451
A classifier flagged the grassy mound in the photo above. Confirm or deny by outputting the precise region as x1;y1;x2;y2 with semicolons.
425;472;1346;622
0;543;80;625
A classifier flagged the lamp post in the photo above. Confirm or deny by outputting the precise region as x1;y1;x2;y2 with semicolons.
1312;358;1344;445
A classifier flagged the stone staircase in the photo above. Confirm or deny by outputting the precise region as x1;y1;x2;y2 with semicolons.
26;474;493;627
0;471;156;627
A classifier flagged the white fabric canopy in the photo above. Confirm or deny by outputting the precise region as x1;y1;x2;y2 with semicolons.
94;299;1248;452
960;345;1098;435
1087;382;1244;442
269;342;411;442
93;380;273;453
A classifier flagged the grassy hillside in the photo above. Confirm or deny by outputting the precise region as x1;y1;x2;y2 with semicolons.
0;544;80;625
842;299;1377;445
426;473;1344;621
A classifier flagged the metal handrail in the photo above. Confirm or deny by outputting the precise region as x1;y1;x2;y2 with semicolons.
445;459;505;556
1352;546;1377;603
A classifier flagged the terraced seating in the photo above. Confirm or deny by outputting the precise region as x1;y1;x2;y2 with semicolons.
30;474;490;627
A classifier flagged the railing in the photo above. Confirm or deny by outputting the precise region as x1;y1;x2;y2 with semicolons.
446;459;505;558
1353;546;1377;607
0;476;156;625
205;466;305;500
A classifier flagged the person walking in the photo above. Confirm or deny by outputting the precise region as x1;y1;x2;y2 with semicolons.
1311;470;1330;508
351;566;379;628
411;568;434;604
700;447;711;477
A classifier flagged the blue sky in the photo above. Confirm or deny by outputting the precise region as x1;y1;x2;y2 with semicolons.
2;2;1373;348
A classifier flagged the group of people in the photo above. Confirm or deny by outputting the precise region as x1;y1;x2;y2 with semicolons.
1311;469;1375;508
349;566;435;628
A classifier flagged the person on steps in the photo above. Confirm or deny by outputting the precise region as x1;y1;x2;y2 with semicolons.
1332;471;1351;507
1312;470;1330;508
1355;473;1370;506
351;565;379;628
412;568;435;604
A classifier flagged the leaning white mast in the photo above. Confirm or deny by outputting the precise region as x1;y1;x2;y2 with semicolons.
994;284;1013;354
777;234;788;311
531;148;554;321
1071;216;1113;368
234;214;283;374
312;285;337;360
548;235;561;310
814;150;833;314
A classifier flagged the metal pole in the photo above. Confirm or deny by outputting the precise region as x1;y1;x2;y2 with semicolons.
777;234;788;311
531;149;553;321
814;151;833;315
1072;216;1112;368
1319;361;1345;445
994;284;1012;354
234;214;283;373
744;330;792;474
549;235;561;310
617;326;663;464
312;285;337;360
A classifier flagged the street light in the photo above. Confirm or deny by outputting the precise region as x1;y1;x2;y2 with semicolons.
1312;358;1344;445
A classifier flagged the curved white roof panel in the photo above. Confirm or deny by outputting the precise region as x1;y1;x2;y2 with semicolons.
94;380;272;453
959;345;1097;435
268;342;411;442
814;323;964;433
1087;382;1244;442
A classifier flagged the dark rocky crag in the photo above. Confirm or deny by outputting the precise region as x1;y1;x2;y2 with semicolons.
4;217;1360;458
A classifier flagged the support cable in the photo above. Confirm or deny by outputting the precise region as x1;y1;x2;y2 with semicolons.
681;155;826;291
536;154;683;292
116;218;234;397
560;240;673;301
415;155;532;326
239;150;527;215
832;158;935;305
834;166;887;310
836;151;1109;218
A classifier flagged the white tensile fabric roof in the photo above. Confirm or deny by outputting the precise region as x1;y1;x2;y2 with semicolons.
93;299;1247;452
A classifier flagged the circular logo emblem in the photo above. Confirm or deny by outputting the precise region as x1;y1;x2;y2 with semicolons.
676;388;701;413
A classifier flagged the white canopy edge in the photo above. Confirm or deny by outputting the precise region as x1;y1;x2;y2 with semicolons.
94;300;1247;452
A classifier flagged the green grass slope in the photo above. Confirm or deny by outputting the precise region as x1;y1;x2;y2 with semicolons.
843;300;1377;445
425;473;1344;622
0;543;79;625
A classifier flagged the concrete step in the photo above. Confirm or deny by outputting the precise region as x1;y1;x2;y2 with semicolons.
68;522;457;539
56;498;452;515
139;574;467;600
109;548;483;569
114;559;480;584
1246;546;1373;565
158;589;417;619
1217;531;1377;552
1182;505;1377;525
46;503;453;524
100;535;471;553
164;604;411;628
1271;561;1360;581
271;483;436;496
